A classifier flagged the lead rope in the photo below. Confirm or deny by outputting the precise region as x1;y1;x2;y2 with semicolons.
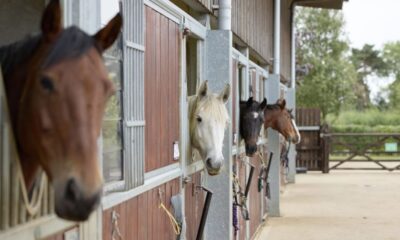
159;202;181;235
16;159;46;216
111;211;123;240
0;70;46;216
283;141;291;174
158;189;181;235
232;203;239;235
232;173;241;235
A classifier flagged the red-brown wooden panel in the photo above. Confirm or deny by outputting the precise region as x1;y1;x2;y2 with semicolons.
145;7;180;172
185;171;205;240
145;6;156;171
249;154;262;238
102;178;180;240
233;155;247;240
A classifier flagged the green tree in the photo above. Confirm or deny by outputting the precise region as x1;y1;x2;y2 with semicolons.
350;44;388;110
382;41;400;109
295;8;357;121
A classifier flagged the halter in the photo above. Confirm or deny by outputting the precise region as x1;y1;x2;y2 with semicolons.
258;152;273;199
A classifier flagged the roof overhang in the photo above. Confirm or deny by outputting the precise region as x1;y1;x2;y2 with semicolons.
295;0;347;10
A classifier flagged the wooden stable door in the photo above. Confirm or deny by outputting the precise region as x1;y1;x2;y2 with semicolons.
144;6;180;172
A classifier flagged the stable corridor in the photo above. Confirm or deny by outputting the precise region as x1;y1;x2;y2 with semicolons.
255;171;400;240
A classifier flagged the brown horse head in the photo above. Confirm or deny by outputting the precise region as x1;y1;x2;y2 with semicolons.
240;97;267;156
264;99;301;144
0;0;122;221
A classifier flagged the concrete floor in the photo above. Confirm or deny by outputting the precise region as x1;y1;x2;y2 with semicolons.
255;171;400;240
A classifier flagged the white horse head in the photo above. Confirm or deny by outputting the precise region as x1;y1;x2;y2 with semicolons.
189;81;230;175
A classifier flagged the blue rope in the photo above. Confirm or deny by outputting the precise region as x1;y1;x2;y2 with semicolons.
233;203;239;235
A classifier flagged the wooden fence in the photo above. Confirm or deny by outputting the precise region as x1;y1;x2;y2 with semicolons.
295;108;329;173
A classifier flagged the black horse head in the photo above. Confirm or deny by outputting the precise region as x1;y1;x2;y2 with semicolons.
240;97;267;156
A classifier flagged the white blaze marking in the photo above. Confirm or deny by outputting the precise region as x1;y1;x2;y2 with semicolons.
253;112;259;119
292;119;301;143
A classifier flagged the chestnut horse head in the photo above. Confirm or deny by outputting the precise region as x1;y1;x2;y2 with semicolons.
0;0;122;221
264;99;301;144
240;97;267;157
189;81;230;176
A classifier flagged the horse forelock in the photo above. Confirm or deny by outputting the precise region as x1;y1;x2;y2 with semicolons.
43;26;97;69
193;94;229;124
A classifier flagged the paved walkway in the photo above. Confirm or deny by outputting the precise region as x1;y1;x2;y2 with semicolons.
255;171;400;240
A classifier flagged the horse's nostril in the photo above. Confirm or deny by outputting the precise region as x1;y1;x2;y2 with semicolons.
65;179;79;202
206;158;212;169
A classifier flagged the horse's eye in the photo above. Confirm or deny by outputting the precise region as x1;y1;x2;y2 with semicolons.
40;76;54;92
196;116;202;123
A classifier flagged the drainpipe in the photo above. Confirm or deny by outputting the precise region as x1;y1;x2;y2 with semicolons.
290;3;296;89
286;1;298;184
273;0;281;75
218;0;231;30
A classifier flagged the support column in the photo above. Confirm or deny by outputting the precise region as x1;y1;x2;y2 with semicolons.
288;0;297;184
266;0;282;217
266;74;281;217
204;30;233;240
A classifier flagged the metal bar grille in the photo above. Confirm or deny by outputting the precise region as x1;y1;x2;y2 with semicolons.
122;0;145;189
0;68;54;232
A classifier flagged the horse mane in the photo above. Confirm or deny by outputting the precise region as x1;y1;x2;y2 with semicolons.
42;26;99;68
0;34;41;77
240;100;262;112
266;103;281;111
265;103;294;118
0;26;98;78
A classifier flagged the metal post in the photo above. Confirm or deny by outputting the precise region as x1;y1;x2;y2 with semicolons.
266;75;281;217
265;0;282;218
205;30;233;240
196;187;213;240
287;1;298;184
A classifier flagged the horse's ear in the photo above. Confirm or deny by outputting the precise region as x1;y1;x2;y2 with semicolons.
219;84;231;104
197;80;209;98
246;97;254;106
41;0;62;41
277;98;286;110
259;98;267;111
93;13;123;52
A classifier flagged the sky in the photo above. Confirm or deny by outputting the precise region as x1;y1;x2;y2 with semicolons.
342;0;400;101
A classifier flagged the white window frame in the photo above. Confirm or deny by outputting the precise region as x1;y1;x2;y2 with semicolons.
100;0;127;194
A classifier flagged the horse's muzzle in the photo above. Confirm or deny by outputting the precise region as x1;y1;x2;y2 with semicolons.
205;158;222;175
291;135;301;144
55;178;101;221
245;144;258;157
